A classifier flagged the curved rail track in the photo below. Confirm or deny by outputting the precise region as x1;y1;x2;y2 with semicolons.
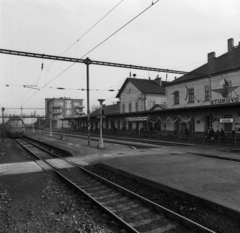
15;137;215;233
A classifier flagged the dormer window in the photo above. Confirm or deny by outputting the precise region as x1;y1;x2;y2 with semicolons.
189;88;194;103
205;85;210;101
129;103;132;112
122;104;125;113
174;91;179;104
136;102;139;112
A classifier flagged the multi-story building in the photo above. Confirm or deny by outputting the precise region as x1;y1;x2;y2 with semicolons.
45;97;84;129
117;76;168;113
165;38;240;134
66;38;240;140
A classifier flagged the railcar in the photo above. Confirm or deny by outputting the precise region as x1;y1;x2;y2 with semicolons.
6;118;25;138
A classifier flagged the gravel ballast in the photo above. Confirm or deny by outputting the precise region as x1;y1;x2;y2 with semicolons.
0;170;123;233
89;165;240;233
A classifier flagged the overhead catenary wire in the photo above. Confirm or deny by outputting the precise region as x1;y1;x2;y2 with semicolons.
15;0;124;108
0;83;118;92
14;0;160;107
38;0;125;74
81;0;160;58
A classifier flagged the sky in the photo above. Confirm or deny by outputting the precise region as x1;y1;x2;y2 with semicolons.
1;0;240;116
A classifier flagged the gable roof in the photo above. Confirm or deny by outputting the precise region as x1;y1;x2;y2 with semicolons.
149;104;167;111
168;42;240;86
90;103;120;116
116;78;169;98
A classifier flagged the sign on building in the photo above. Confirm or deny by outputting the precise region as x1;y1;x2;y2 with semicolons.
125;116;148;121
220;118;233;123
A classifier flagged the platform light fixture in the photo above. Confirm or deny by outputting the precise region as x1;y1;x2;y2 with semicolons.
97;99;105;149
1;107;5;142
47;98;55;137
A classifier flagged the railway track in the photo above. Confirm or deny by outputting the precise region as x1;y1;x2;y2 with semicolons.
39;130;193;147
15;137;215;233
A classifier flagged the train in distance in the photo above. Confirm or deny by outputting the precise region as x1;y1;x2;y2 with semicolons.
5;117;25;138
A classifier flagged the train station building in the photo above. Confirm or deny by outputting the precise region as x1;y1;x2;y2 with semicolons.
65;38;240;139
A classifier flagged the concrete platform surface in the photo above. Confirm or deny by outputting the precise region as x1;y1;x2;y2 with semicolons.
2;131;240;216
99;153;240;212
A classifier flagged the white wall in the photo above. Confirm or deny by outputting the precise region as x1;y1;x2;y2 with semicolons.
119;81;166;113
166;70;240;109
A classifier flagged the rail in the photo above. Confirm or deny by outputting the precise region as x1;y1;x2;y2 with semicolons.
57;128;240;145
16;137;216;233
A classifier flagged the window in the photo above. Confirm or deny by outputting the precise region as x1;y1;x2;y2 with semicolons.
129;103;132;112
136;102;139;112
205;85;210;101
174;91;179;104
122;104;125;113
189;88;194;103
9;120;23;126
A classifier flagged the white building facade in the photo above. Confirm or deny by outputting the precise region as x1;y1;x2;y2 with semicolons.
165;38;240;135
45;97;84;129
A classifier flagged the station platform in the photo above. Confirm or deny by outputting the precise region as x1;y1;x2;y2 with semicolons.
1;131;240;219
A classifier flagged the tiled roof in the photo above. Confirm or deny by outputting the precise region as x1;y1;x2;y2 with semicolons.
116;78;168;98
91;103;120;116
168;43;240;85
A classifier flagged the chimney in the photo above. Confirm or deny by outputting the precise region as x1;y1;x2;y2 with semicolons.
208;52;215;62
228;38;234;52
155;77;162;86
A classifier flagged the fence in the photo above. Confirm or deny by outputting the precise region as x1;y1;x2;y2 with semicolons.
76;128;240;145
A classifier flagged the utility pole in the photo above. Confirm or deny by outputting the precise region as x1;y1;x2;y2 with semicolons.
47;99;55;137
98;99;105;148
1;107;5;142
84;57;91;146
0;48;206;146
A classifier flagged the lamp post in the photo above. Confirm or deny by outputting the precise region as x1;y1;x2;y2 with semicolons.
32;117;35;133
1;107;5;142
50;110;52;136
98;99;105;148
47;99;55;136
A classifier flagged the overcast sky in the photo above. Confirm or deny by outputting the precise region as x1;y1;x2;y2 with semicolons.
1;0;240;116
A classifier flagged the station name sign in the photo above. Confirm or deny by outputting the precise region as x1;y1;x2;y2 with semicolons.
125;116;148;121
211;97;239;105
220;118;233;123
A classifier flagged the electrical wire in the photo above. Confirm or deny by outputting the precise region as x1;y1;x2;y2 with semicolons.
61;0;124;58
38;0;124;76
0;83;119;92
81;0;160;58
16;0;124;108
17;0;159;107
41;0;160;88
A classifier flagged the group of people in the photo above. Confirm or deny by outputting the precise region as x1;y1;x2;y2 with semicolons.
206;127;226;140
